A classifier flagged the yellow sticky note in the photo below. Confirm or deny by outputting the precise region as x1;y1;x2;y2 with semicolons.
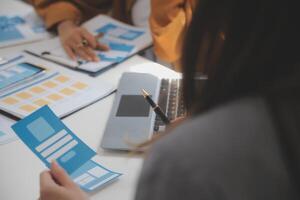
72;82;88;90
2;97;19;105
30;86;45;94
34;99;49;106
47;93;63;101
60;88;75;96
55;75;69;83
20;105;37;112
16;92;32;99
43;81;57;88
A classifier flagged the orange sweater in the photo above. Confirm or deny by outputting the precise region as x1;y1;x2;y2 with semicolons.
150;0;197;68
30;0;196;69
29;0;135;30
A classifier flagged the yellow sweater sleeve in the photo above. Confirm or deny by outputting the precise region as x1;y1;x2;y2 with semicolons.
150;0;194;65
29;0;82;29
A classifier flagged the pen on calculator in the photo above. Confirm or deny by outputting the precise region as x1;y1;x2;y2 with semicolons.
141;89;170;125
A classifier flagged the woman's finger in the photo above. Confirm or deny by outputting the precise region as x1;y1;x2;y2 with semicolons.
74;46;93;61
83;46;99;62
40;170;57;189
81;29;97;48
95;32;104;40
63;45;76;60
69;32;83;45
65;35;84;59
94;32;110;51
63;28;101;61
69;34;85;49
70;33;96;61
96;42;110;51
50;161;75;188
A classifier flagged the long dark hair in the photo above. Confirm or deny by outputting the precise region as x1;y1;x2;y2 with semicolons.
182;0;300;114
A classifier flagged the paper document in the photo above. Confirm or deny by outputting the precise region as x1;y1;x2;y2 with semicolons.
0;115;17;145
12;106;121;192
0;0;51;48
0;61;44;90
0;54;114;119
27;15;152;74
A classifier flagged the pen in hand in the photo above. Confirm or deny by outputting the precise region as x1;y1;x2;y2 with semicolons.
141;89;170;125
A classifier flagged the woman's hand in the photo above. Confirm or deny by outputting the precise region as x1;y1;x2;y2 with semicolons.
57;20;109;62
39;161;88;200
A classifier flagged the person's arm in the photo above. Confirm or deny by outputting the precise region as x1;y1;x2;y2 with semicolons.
29;0;82;30
29;0;109;61
150;0;195;67
56;20;109;62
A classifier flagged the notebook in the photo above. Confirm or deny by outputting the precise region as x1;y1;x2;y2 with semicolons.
0;54;113;119
26;15;152;75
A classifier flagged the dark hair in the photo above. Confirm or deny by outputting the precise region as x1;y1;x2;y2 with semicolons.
182;0;300;114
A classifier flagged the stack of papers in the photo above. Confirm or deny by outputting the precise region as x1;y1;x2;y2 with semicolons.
0;0;51;48
12;106;121;192
0;54;114;119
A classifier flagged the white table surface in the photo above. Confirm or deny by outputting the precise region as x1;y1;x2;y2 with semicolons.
0;37;178;200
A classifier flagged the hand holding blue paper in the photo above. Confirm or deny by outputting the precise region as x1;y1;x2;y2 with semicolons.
39;161;88;200
12;105;121;192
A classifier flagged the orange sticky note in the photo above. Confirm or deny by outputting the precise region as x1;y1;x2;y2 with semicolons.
47;93;63;101
55;75;69;83
16;92;32;99
30;86;45;94
20;105;37;112
60;88;75;96
72;82;88;90
43;81;57;88
34;99;49;106
2;97;19;105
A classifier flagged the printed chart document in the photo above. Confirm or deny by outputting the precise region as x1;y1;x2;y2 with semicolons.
0;114;17;145
27;15;152;74
0;54;114;119
12;106;121;192
0;0;51;48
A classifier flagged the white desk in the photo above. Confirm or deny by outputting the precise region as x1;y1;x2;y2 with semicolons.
0;39;178;200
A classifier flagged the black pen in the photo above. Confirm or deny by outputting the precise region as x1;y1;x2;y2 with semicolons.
141;89;170;125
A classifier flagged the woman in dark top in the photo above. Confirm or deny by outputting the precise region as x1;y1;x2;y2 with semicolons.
39;0;300;199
